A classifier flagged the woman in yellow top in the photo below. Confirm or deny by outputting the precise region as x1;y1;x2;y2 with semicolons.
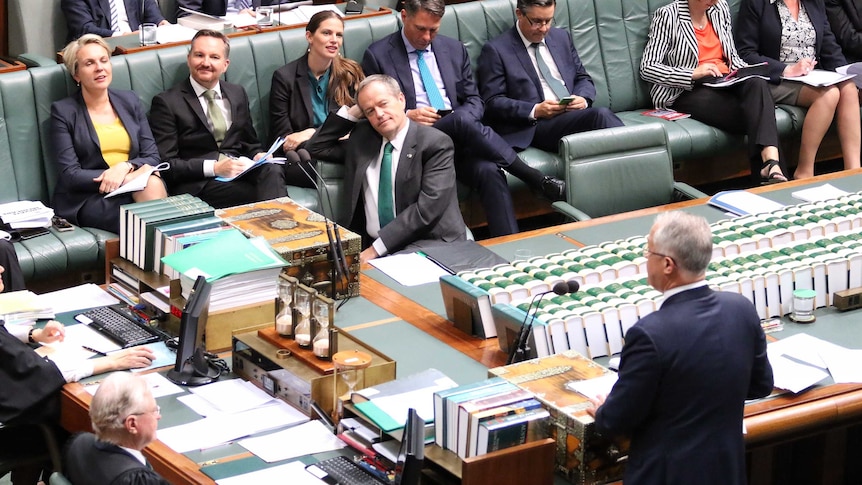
51;35;166;234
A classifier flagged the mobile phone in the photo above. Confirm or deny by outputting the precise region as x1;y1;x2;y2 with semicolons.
52;215;74;232
436;109;453;117
558;96;576;105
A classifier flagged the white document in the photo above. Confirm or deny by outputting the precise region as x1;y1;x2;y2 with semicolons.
37;322;122;358
564;373;619;401
783;69;856;87
84;371;185;398
791;183;850;203
214;137;284;182
188;378;276;414
365;377;457;424
155;23;198;44
836;62;862;89
224;12;257;28
368;252;450;286
767;347;830;393
215;460;326;485
38;283;119;314
819;347;862;384
158;400;309;452
105;162;170;198
237;420;345;463
708;190;785;216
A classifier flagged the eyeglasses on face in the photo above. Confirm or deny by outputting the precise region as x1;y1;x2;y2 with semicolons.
520;10;555;27
129;405;160;417
643;247;675;264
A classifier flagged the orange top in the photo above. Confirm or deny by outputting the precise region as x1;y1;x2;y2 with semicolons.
695;21;730;74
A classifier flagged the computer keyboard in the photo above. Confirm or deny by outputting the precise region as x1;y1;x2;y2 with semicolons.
311;456;389;485
77;304;161;348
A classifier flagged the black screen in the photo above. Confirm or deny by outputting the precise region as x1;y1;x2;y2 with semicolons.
166;275;216;386
394;408;424;485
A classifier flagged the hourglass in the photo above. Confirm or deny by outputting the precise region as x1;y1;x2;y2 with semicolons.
332;350;372;419
274;275;297;338
312;295;336;359
293;285;315;348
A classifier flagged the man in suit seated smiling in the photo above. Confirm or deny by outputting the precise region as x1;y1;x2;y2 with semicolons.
306;74;466;263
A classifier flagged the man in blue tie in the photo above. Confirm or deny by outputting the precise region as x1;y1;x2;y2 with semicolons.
62;0;169;42
477;0;623;154
362;0;567;238
306;75;466;263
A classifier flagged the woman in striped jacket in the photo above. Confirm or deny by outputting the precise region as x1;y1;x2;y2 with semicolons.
641;0;788;184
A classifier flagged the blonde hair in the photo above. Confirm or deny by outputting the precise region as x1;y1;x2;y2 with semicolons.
62;34;111;77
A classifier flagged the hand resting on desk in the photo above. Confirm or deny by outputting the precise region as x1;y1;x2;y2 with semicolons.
92;347;156;374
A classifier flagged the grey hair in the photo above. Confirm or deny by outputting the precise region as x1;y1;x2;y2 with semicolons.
651;211;713;275
89;372;150;444
357;74;403;99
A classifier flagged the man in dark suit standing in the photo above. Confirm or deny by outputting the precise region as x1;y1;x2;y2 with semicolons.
149;30;287;209
587;211;774;485
362;0;568;238
477;0;623;153
62;0;168;42
306;75;466;263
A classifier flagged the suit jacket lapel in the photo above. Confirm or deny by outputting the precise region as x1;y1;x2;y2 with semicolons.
509;27;543;98
75;91;101;153
546;30;574;89
296;54;314;123
110;91;140;159
431;39;457;107
181;79;210;133
677;0;699;64
390;35;418;108
394;123;418;211
98;0;112;26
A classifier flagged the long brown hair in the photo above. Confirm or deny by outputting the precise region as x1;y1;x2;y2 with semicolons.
306;11;365;106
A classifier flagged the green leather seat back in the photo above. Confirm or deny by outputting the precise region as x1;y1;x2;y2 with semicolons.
564;123;676;218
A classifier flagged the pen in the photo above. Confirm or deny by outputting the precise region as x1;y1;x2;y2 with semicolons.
82;345;107;357
555;232;581;246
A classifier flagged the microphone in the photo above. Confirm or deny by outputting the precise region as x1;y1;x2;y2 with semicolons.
292;148;351;305
507;279;580;365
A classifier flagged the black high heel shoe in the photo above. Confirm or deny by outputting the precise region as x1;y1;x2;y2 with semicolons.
760;159;788;185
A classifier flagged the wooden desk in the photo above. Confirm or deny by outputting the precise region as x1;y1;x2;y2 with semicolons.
60;169;862;484
0;58;25;73
358;167;862;484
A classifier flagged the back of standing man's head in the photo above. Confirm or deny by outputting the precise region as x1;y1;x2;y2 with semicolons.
651;211;713;276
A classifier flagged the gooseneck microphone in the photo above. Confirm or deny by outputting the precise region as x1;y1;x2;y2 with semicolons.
507;279;580;365
287;148;351;306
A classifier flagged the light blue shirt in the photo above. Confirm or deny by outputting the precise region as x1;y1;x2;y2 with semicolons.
400;30;453;110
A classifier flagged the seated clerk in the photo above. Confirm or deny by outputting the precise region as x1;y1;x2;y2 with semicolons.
305;74;467;264
62;0;169;42
51;35;168;235
149;30;288;209
64;372;169;485
826;0;862;63
269;11;365;189
0;239;156;484
176;0;254;18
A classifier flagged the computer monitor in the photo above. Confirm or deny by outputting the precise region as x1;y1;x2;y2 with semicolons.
394;408;424;485
166;275;217;386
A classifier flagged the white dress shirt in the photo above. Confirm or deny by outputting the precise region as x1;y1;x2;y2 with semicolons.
189;76;234;176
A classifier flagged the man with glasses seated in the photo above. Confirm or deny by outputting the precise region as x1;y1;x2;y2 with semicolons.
64;372;168;485
477;0;623;157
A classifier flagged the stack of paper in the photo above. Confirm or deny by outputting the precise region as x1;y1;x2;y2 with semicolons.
0;200;53;229
161;229;287;312
0;290;54;322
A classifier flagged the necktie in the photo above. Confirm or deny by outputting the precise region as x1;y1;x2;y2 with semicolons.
415;50;446;111
531;42;569;100
236;0;252;9
203;89;227;145
378;142;395;229
108;0;120;33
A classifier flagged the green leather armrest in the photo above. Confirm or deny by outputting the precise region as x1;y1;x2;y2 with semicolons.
17;53;57;67
673;182;708;201
551;201;592;221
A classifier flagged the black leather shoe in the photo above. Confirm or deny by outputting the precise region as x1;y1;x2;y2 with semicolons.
540;176;566;201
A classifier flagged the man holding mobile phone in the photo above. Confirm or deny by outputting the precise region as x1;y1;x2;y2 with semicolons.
478;0;623;154
362;0;569;237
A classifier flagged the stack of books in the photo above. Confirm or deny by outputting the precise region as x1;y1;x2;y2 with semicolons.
433;377;549;459
0;201;53;229
119;195;215;272
0;290;54;323
160;228;287;312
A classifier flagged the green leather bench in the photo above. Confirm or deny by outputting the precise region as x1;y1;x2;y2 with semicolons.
5;0;852;285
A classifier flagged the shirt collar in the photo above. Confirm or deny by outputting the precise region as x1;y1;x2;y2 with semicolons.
385;119;410;153
400;29;431;55
659;280;708;308
119;446;147;466
515;22;539;50
189;76;222;99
